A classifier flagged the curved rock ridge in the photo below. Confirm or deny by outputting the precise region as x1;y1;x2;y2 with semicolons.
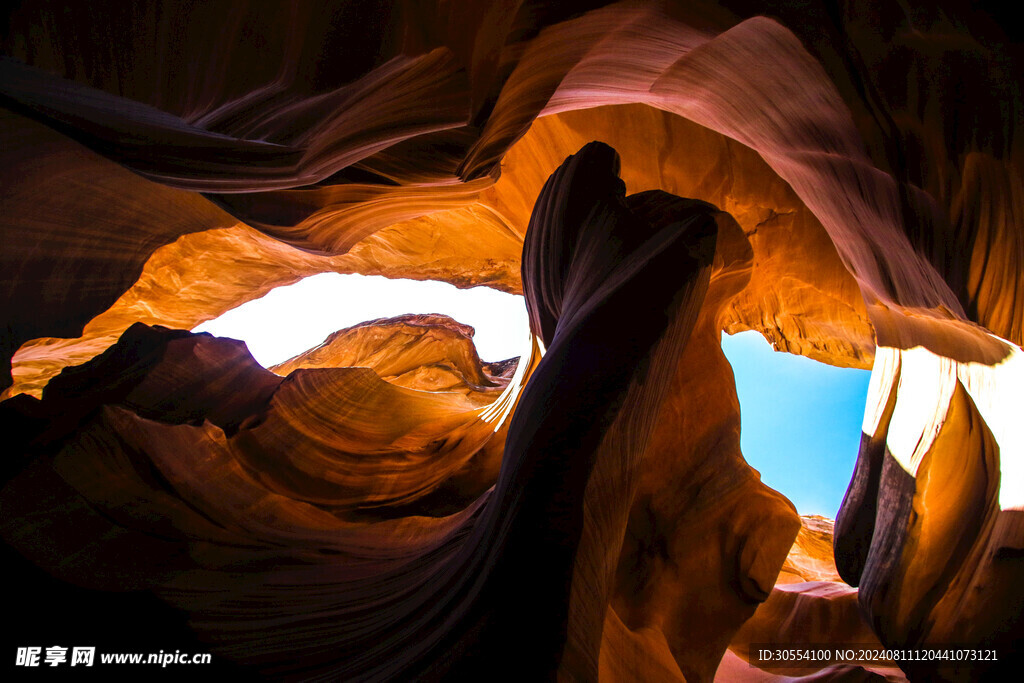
270;312;514;402
0;47;471;193
1;2;1022;680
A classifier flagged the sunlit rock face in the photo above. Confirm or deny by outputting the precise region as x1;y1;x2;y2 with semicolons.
2;1;1021;680
723;517;907;681
270;313;513;401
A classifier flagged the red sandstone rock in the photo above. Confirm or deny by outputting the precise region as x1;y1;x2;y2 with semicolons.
1;2;1022;680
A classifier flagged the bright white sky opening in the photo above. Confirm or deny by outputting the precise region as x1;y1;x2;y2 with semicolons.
193;273;530;367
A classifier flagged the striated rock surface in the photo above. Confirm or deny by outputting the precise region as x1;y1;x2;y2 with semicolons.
2;1;1022;680
270;313;513;403
0;109;237;394
778;515;844;585
725;517;906;681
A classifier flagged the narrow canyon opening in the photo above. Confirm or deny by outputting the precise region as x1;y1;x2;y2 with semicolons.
722;331;870;520
192;273;531;369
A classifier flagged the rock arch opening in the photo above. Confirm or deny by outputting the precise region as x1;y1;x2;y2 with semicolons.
192;272;530;369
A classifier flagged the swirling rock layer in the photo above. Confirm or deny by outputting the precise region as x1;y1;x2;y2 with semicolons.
2;1;1022;680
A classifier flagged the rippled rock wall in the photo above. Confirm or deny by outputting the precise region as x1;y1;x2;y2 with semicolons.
2;2;1021;680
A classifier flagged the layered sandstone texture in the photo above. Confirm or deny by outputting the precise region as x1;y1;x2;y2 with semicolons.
2;1;1022;681
720;517;908;682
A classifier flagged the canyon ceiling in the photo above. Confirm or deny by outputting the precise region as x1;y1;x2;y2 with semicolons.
1;1;1021;681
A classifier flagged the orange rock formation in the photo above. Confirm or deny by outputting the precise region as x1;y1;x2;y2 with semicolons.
1;2;1021;681
725;517;907;681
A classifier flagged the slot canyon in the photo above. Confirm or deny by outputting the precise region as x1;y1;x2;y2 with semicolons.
1;2;1021;680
